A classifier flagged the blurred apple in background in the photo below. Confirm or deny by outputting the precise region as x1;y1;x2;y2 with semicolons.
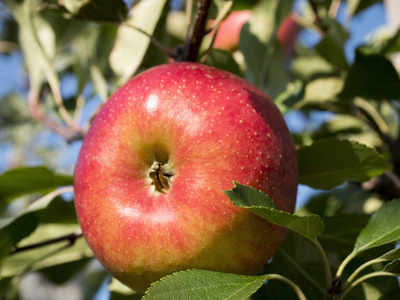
74;62;298;293
213;10;252;52
213;10;300;58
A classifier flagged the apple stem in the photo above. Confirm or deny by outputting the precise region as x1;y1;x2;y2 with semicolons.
179;0;213;62
149;162;174;193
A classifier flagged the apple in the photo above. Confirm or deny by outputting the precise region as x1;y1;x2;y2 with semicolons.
277;13;301;59
213;10;252;52
213;10;300;58
74;62;298;293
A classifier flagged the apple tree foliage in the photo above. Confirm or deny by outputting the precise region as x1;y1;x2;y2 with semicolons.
1;0;400;299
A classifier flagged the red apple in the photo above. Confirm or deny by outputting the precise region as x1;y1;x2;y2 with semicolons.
213;10;252;52
213;10;300;58
277;13;301;59
74;62;298;293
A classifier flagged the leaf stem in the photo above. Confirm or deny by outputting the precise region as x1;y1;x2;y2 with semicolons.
336;251;358;278
312;239;333;290
267;274;307;300
338;271;398;299
354;97;390;137
25;6;80;132
344;257;386;285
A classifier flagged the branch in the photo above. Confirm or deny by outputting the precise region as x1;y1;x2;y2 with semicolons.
308;0;328;33
10;229;83;255
181;0;213;62
199;1;234;63
28;89;85;143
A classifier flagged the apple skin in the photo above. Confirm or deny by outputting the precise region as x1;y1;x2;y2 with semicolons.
74;62;298;293
277;13;301;59
213;10;300;58
213;10;252;52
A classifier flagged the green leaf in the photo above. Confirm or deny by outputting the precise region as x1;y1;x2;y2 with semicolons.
353;199;400;254
319;214;369;256
143;269;266;300
13;1;56;95
296;77;346;113
109;278;142;300
239;0;293;97
347;0;381;16
39;257;91;284
0;167;73;202
0;276;13;295
383;259;400;274
312;115;365;139
0;189;66;262
292;55;336;81
380;247;400;260
224;183;324;241
339;50;400;100
40;197;77;224
203;49;243;77
54;0;128;22
109;0;168;82
0;94;31;127
0;223;91;278
263;231;326;300
297;138;392;190
315;19;348;68
381;27;400;55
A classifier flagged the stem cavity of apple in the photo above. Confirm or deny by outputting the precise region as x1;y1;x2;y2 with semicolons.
149;161;174;193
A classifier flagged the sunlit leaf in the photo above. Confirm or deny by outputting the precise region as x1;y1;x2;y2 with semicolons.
109;0;168;82
0;189;68;262
353;199;400;254
109;278;142;300
0;223;91;277
143;269;266;300
224;183;324;241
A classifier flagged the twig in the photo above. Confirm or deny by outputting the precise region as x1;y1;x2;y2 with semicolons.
183;0;213;62
308;0;327;33
120;22;175;58
199;0;234;63
10;229;83;255
28;89;85;143
353;97;390;137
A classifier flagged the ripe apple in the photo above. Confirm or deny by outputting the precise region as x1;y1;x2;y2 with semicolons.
213;10;252;52
277;13;301;59
74;62;298;293
213;10;300;58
